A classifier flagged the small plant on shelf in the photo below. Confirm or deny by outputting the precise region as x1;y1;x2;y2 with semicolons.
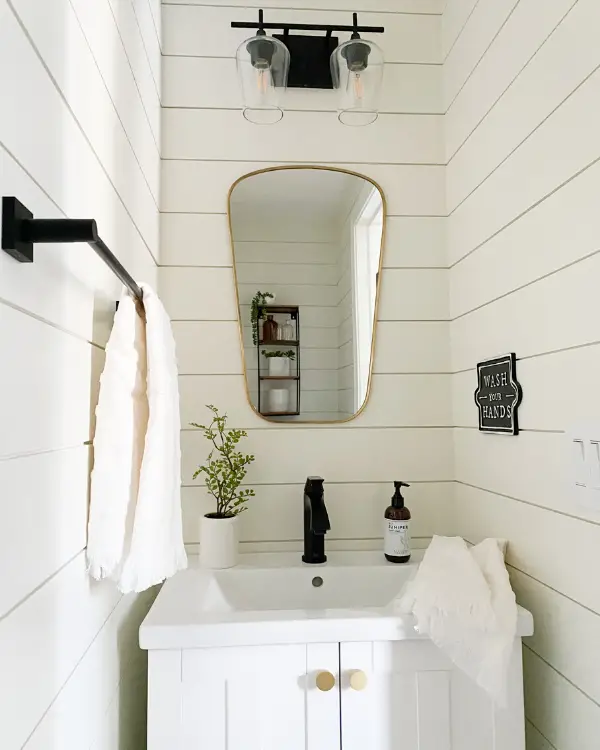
261;350;296;360
250;291;274;346
191;404;255;517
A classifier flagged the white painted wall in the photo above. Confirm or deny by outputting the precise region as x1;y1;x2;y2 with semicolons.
0;0;160;747
444;1;600;747
160;0;451;553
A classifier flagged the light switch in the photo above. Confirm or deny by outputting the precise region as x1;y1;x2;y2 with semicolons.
572;439;586;486
567;424;600;512
589;442;600;490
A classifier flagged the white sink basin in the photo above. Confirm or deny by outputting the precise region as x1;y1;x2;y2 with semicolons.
139;551;533;650
205;563;415;613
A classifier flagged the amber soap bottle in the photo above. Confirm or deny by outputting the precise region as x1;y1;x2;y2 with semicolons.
384;481;411;563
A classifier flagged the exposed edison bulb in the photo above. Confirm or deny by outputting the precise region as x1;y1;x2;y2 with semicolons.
256;67;268;95
351;72;364;102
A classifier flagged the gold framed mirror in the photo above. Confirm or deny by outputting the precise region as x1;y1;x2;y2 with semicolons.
228;165;386;424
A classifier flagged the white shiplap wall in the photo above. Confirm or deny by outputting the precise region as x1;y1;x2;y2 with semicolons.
160;0;452;553
0;0;160;747
444;1;600;748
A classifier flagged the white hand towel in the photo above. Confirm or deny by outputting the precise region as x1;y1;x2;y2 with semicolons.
87;284;187;592
396;536;517;705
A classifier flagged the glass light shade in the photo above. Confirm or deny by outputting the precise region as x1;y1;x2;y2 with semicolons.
331;38;384;127
236;33;290;124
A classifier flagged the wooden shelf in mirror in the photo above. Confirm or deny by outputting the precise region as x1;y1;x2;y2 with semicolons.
260;411;300;417
259;375;299;381
258;305;299;315
259;340;299;346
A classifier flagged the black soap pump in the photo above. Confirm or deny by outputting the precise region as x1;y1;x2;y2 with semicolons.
384;481;411;563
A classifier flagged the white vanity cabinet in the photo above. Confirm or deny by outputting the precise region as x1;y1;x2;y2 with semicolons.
147;639;526;750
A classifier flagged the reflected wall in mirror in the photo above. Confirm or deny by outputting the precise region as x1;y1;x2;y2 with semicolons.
229;166;385;423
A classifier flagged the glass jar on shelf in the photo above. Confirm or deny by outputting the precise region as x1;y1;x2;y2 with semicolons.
281;316;296;341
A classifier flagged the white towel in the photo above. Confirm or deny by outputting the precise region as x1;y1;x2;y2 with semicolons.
397;536;517;705
87;284;187;593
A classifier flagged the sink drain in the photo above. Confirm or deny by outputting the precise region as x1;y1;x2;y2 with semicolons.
312;576;324;588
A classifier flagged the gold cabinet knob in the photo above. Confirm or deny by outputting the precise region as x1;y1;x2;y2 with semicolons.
315;671;336;692
349;670;368;691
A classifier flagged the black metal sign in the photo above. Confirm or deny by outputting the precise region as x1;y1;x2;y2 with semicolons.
474;353;522;435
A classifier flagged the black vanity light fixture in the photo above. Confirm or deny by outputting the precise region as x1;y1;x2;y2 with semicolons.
232;10;385;126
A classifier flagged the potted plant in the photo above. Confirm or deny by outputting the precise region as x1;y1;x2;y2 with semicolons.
261;349;296;377
191;405;255;569
250;291;275;345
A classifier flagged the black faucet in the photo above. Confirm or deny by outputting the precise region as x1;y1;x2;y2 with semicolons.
302;477;330;564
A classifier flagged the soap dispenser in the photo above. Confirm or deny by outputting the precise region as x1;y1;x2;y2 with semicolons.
384;481;411;563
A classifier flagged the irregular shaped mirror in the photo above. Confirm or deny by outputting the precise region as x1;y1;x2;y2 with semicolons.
229;166;384;423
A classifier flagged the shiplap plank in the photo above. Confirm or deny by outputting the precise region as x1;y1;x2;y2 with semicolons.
164;0;443;12
0;5;159;261
0;552;121;750
0;305;93;458
182;427;453;484
450;254;600;372
375;321;450;373
160;213;231;266
443;0;519;109
173;320;450;375
0;447;89;618
453;483;600;615
510;568;600;707
103;0;160;140
12;0;159;223
447;0;597;206
23;588;156;750
74;0;160;171
525;721;555;750
452;344;600;432
238;282;336;307
442;0;478;58
384;217;446;268
447;67;600;265
449;158;600;319
235;242;339;267
160;266;238;320
179;373;452;428
162;160;445;216
163;109;443;165
523;647;600;750
453;429;600;527
173;321;244;374
162;57;442;114
235;262;339;286
161;213;446;268
163;5;442;63
181;481;453;544
379;269;448;320
130;0;162;93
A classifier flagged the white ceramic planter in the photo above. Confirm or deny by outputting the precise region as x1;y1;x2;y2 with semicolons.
268;388;290;413
268;357;290;376
199;514;238;569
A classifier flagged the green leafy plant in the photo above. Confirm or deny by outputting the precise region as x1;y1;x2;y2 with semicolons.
191;405;255;517
250;291;274;345
261;349;296;360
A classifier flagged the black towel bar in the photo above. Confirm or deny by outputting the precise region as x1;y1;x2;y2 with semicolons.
1;196;144;312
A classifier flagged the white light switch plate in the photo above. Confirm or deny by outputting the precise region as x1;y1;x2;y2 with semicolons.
567;423;600;512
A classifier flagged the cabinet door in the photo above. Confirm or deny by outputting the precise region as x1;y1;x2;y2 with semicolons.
340;641;453;750
179;643;340;750
340;641;525;750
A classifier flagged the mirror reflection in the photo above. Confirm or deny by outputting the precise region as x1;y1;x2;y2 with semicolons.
229;167;384;423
